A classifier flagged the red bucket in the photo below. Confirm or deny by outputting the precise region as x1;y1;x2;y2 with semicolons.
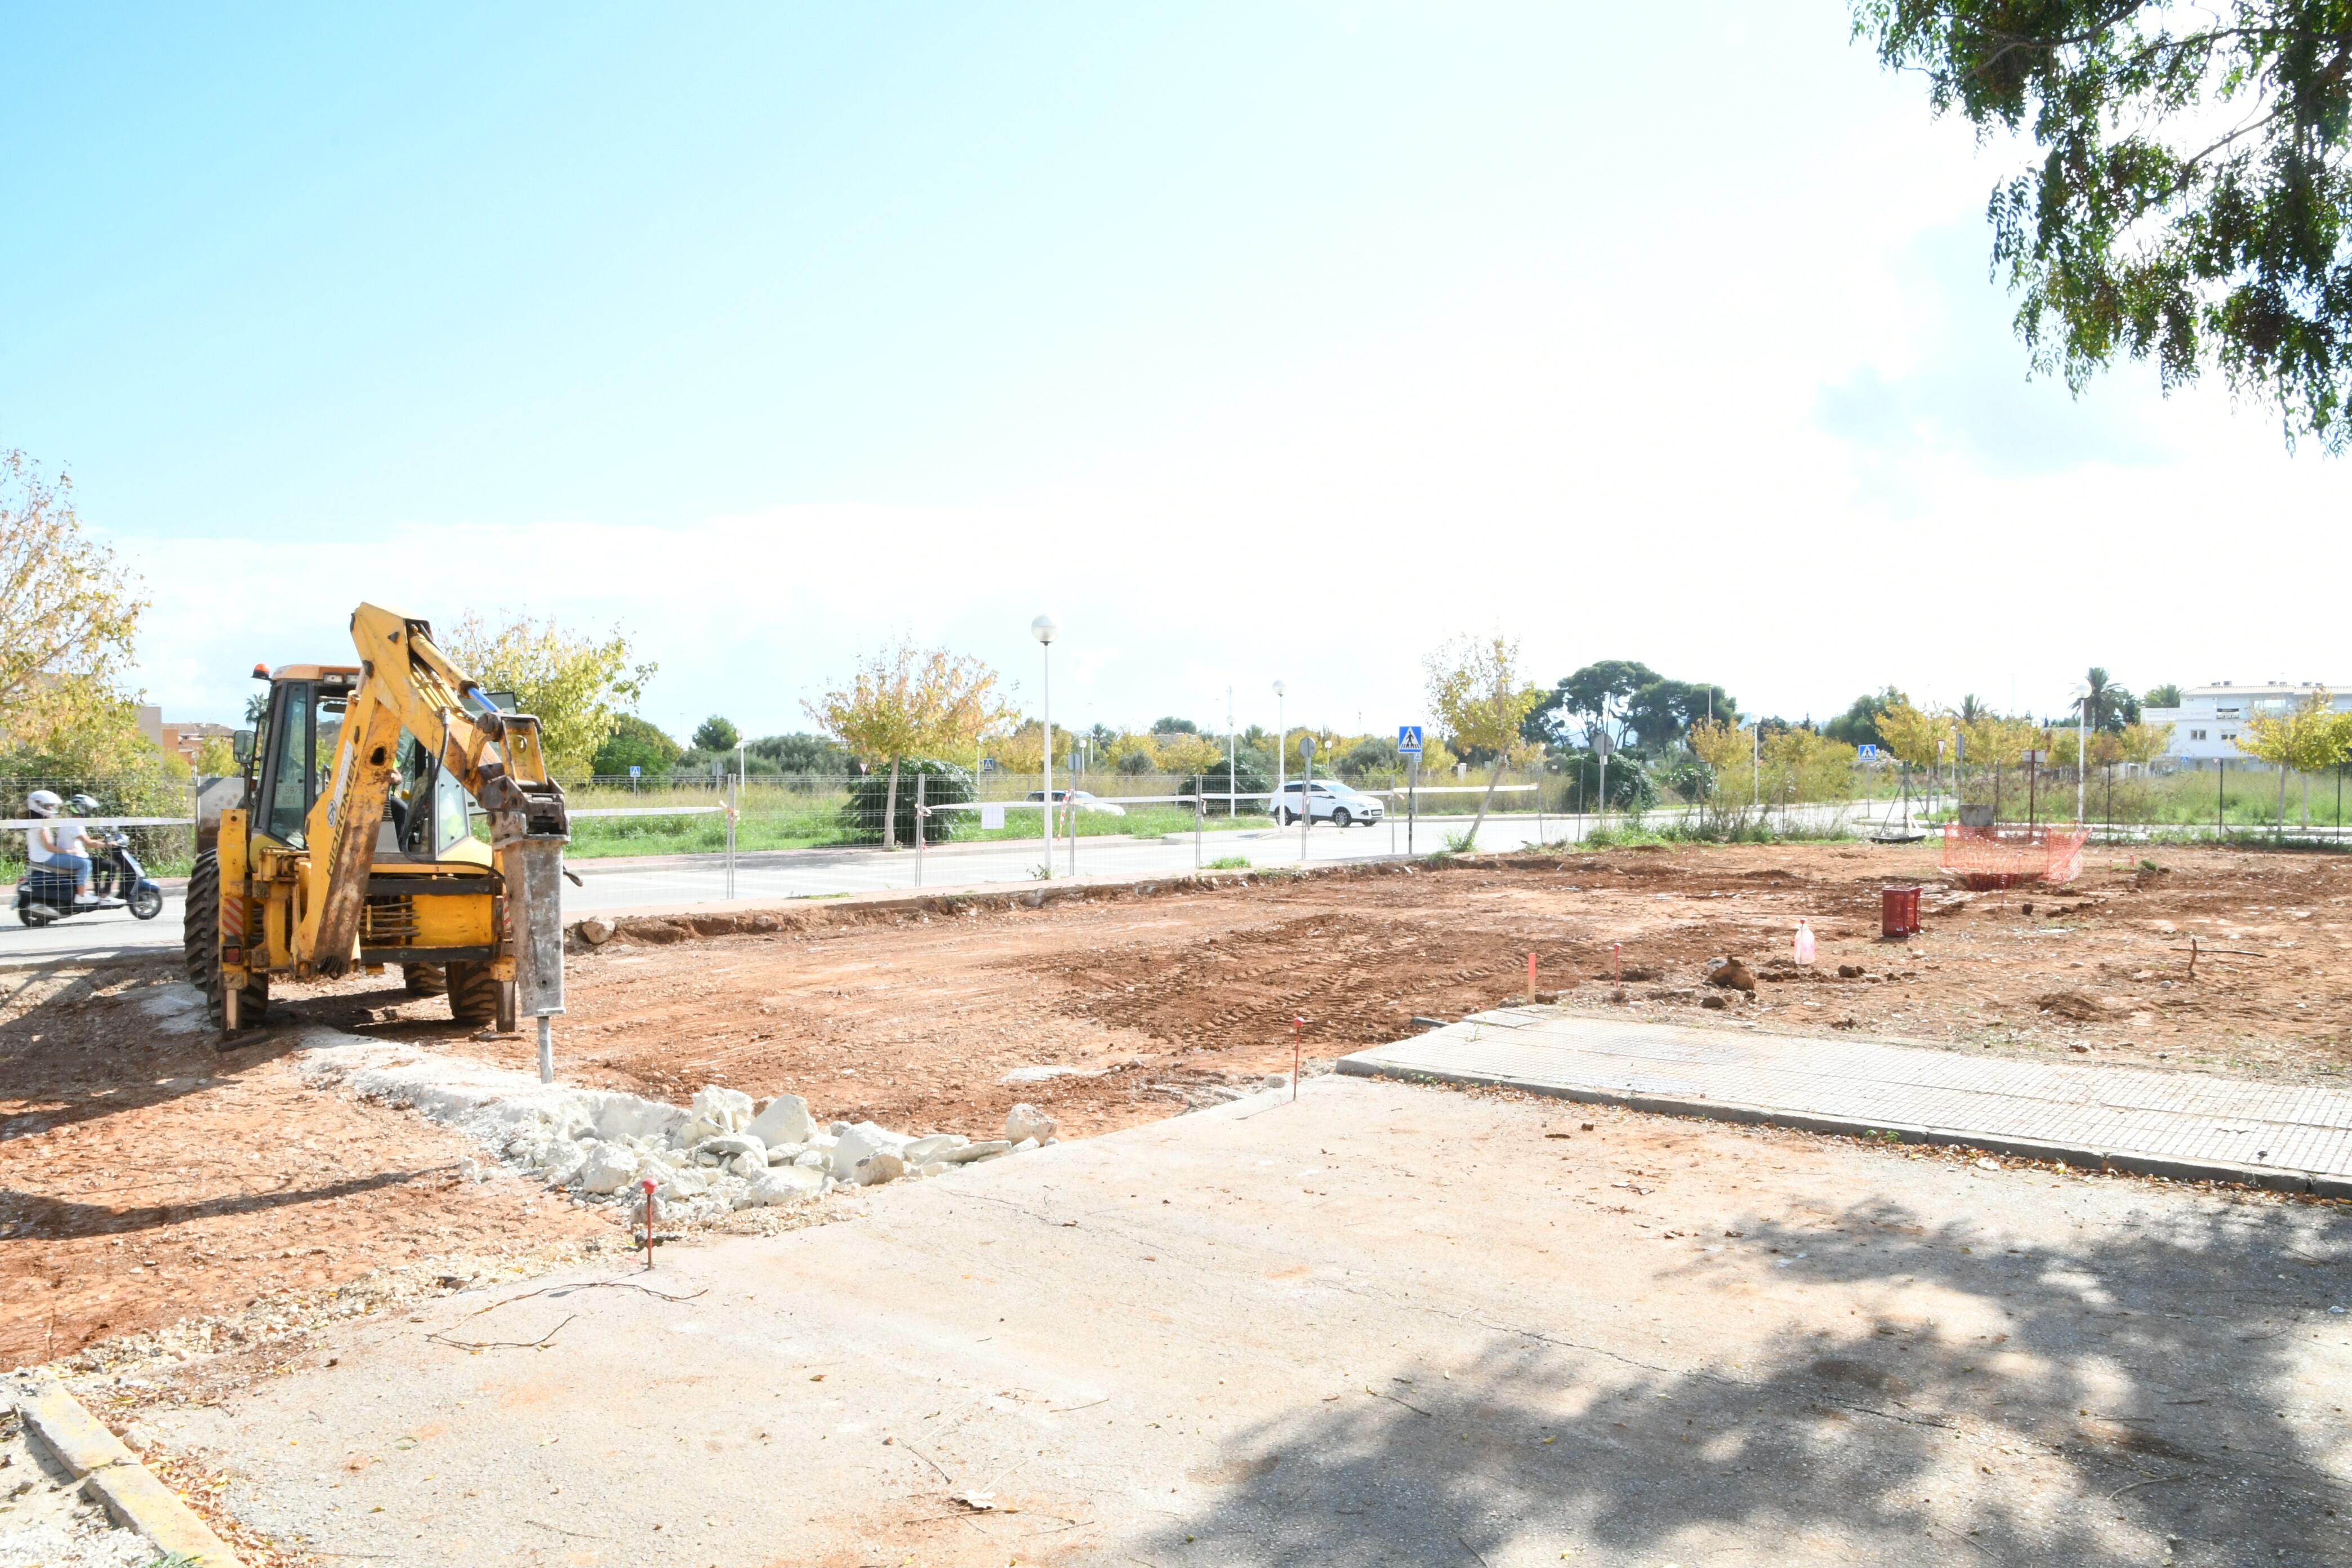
1881;885;1921;938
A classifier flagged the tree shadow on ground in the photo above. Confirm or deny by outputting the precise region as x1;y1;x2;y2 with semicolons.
1135;1195;2350;1566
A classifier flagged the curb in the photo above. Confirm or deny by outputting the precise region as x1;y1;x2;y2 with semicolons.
12;1378;245;1567
1334;1056;2352;1201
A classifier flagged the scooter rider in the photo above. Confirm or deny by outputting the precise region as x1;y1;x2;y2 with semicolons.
24;790;122;908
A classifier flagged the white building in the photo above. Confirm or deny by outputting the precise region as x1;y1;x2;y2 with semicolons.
2142;682;2352;763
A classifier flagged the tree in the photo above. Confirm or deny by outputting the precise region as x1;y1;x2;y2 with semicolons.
1424;635;1545;848
1875;700;1954;772
1533;661;1659;751
693;715;740;752
1857;2;2352;448
1150;716;1200;735
193;734;240;776
747;732;849;774
2235;688;2352;829
1624;679;1735;750
2144;683;2184;709
2118;720;2174;766
2078;668;2139;732
0;450;148;746
442;612;653;781
594;714;683;778
1824;687;1907;748
810;643;1015;849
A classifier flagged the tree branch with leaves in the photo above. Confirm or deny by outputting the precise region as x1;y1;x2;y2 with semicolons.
1858;1;2352;448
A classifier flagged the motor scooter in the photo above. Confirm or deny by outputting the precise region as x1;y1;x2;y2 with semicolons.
15;830;165;926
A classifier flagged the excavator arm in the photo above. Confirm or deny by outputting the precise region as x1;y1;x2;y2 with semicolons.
296;604;569;1017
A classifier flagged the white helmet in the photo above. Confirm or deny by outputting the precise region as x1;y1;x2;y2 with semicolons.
26;789;61;818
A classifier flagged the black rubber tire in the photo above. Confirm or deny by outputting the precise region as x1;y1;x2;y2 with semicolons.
1333;809;1353;828
403;963;448;997
19;905;53;928
128;884;163;920
497;978;518;1034
446;959;503;1026
184;851;268;1031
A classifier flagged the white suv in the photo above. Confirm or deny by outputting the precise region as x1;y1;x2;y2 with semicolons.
1272;779;1383;827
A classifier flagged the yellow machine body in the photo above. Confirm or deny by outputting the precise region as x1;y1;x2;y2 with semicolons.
201;605;570;1033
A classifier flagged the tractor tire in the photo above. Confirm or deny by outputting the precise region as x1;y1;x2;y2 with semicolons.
403;963;448;997
446;960;504;1027
184;850;268;1033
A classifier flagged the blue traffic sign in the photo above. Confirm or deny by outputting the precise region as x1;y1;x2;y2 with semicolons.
1397;725;1424;754
629;764;643;777
1857;745;1879;760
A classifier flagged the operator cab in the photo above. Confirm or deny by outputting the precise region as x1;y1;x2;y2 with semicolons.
246;666;482;862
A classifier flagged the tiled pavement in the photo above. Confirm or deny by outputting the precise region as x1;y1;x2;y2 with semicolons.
1340;1006;2352;1196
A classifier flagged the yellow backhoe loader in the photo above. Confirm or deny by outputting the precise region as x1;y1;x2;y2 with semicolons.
185;605;569;1058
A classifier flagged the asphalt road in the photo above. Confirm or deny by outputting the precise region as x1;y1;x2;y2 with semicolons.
0;811;1584;969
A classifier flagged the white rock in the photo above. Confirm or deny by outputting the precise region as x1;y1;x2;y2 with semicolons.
829;1121;910;1177
681;1085;756;1144
1004;1103;1057;1144
1011;1137;1040;1154
747;1093;816;1148
727;1151;765;1179
941;1140;1012;1164
792;1150;826;1169
575;1142;642;1195
691;1133;767;1167
902;1134;970;1165
918;1161;950;1178
737;1165;826;1207
852;1151;906;1187
764;1141;808;1165
653;1164;710;1200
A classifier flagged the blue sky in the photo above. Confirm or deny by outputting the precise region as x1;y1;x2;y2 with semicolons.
5;3;2344;742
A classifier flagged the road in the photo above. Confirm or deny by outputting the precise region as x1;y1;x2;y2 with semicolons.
0;810;1585;969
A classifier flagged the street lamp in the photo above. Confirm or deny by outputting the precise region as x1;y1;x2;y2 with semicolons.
1273;680;1286;811
1034;614;1058;878
2073;679;2092;821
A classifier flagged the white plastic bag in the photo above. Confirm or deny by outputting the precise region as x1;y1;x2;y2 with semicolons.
1793;919;1817;966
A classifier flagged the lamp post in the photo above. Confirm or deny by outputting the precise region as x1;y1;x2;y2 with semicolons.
1273;680;1287;813
1299;734;1316;861
2074;679;2090;824
1033;614;1058;878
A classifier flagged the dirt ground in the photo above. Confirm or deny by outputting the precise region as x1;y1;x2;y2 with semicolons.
461;840;2352;1138
7;841;2349;1378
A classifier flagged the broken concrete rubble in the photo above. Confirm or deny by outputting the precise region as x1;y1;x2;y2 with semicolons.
292;1027;1064;1230
1005;1103;1057;1144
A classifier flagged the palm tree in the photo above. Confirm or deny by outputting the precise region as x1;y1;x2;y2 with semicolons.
1959;694;1988;723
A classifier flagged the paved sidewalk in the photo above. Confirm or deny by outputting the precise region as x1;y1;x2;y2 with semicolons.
1340;1008;2352;1197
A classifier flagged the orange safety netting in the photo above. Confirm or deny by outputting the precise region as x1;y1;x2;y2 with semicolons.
1939;823;2091;890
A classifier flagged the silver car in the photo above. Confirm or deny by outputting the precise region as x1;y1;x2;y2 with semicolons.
1272;778;1383;827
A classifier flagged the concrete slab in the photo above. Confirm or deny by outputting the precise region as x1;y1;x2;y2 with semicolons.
1342;1008;2352;1197
144;1075;2350;1566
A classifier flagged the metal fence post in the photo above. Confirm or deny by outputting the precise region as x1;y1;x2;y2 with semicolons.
915;771;925;888
1195;792;1203;871
725;770;738;900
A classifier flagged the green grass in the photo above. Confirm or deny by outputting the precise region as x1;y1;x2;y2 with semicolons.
1204;854;1251;870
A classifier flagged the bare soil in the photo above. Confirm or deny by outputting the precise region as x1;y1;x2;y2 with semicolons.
7;841;2348;1374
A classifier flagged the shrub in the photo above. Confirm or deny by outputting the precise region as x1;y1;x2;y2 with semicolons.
839;759;975;845
693;715;741;751
1195;754;1271;812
